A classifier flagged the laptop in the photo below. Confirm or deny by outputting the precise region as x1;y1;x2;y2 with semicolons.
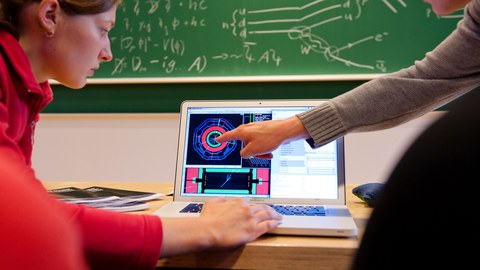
153;99;358;237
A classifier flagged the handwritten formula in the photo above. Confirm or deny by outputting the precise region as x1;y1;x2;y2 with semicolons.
94;0;462;80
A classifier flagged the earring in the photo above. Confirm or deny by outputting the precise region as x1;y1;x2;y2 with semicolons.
44;31;54;38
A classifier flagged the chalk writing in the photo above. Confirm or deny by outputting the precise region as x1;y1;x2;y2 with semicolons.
93;0;462;79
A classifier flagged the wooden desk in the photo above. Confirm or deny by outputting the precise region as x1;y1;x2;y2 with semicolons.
42;182;372;270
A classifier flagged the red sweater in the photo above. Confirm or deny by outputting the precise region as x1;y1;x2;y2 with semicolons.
0;151;89;270
0;30;163;270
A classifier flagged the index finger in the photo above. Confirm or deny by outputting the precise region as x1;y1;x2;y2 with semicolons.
215;129;239;143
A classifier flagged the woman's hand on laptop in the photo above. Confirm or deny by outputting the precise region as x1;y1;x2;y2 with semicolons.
200;197;282;247
215;116;309;159
159;197;282;257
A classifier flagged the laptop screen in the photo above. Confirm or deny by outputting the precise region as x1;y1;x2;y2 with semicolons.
175;100;346;205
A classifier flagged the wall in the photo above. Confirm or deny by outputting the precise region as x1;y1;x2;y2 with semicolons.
32;112;444;184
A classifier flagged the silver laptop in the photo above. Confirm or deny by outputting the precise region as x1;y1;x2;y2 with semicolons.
153;100;357;237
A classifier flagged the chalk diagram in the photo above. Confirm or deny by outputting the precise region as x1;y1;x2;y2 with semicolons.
101;0;464;78
217;0;416;72
192;117;237;160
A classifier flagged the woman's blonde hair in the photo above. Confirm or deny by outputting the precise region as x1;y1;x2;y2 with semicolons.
0;0;121;38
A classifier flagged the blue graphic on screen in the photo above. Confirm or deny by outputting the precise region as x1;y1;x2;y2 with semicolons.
187;114;243;166
193;118;236;160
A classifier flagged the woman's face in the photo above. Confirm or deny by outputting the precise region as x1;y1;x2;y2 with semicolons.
424;0;472;15
45;5;117;88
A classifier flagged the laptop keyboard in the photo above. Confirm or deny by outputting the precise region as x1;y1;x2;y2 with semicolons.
180;203;326;216
180;203;204;213
269;205;326;216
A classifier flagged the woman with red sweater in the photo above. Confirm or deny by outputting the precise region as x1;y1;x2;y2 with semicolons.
0;1;282;269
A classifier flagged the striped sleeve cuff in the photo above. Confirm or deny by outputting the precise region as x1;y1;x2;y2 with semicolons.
297;102;347;148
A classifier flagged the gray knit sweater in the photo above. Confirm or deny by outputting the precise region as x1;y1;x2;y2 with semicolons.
298;0;480;148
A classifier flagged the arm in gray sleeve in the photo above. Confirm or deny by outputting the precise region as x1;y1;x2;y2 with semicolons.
299;0;480;148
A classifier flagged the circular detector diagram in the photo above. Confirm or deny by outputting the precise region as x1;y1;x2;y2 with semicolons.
192;118;237;161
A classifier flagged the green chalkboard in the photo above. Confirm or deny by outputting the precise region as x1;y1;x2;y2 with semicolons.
90;0;463;82
46;81;364;113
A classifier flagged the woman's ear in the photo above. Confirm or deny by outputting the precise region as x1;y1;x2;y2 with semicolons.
37;0;60;37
